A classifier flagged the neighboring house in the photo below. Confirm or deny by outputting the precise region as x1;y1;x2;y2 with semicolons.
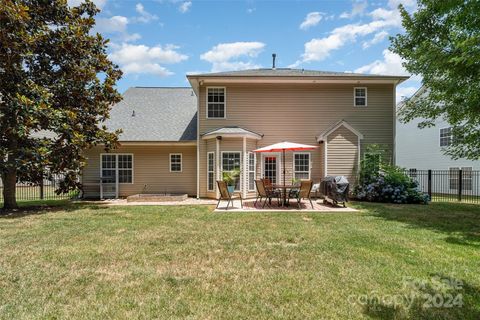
396;86;480;195
82;67;408;199
396;86;480;172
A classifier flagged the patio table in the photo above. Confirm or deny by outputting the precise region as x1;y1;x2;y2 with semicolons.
272;184;299;206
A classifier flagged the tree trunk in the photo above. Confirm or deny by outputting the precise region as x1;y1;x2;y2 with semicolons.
2;169;18;211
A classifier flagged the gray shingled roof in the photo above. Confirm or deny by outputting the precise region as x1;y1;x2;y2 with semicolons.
201;126;263;137
105;87;197;142
188;68;409;79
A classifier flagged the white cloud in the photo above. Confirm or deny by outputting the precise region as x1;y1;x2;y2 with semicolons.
340;0;368;19
290;5;404;67
362;30;389;49
201;42;265;72
370;7;402;26
299;12;324;30
96;16;128;33
396;86;418;103
388;0;416;9
179;1;192;13
95;16;141;42
354;49;408;75
109;43;188;76
68;0;107;9
135;3;159;23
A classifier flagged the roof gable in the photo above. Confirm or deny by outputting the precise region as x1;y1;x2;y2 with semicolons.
316;120;364;142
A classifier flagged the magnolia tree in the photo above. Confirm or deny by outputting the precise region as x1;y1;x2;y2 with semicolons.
0;0;122;210
391;0;480;160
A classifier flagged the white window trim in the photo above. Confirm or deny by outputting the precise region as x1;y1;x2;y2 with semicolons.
206;86;227;119
169;153;182;173
439;126;453;147
207;152;215;192
99;153;134;184
293;152;311;180
221;151;242;191
354;87;368;107
248;152;256;191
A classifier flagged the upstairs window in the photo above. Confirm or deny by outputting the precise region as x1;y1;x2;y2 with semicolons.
170;153;182;172
354;87;367;106
207;87;226;118
440;127;453;147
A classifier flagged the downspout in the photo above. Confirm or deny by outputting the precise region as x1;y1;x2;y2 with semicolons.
196;85;200;199
393;81;398;165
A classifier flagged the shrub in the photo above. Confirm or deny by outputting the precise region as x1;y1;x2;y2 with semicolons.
354;145;429;204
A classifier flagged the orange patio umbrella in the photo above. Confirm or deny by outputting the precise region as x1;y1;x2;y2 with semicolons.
253;141;318;204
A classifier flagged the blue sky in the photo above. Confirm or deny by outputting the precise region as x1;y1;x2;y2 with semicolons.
77;0;421;102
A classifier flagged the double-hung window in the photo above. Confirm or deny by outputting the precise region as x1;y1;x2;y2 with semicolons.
222;152;241;191
101;154;133;183
207;87;226;118
354;87;367;106
170;153;182;172
248;152;256;191
207;152;215;191
408;168;417;178
294;153;310;180
450;167;472;190
440;127;453;147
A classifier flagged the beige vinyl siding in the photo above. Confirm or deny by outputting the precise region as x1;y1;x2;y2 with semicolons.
82;145;196;198
327;126;359;184
198;83;393;197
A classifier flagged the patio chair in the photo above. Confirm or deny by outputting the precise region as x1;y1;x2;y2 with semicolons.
255;179;281;208
262;178;273;191
292;180;314;209
216;180;243;210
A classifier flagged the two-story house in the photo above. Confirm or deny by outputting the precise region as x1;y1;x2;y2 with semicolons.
396;86;480;195
81;68;408;199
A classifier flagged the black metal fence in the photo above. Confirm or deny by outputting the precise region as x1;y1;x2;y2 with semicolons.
0;175;78;204
406;169;480;204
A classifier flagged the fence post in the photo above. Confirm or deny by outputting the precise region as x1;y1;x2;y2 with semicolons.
458;169;463;202
427;170;432;200
39;179;44;200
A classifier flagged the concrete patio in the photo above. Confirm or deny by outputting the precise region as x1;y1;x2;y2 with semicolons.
77;197;357;212
214;198;357;212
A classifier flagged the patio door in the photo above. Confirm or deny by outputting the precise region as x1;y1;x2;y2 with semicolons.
263;156;278;184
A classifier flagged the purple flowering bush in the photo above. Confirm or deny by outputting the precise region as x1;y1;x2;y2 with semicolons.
354;146;429;204
354;172;429;204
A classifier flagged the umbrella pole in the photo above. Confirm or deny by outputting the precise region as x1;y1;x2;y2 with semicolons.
283;149;286;206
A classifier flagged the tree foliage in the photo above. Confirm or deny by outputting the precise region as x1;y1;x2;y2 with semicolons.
0;0;122;209
391;0;480;160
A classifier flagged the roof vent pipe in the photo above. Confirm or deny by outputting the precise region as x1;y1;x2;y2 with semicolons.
272;53;276;69
132;110;135;117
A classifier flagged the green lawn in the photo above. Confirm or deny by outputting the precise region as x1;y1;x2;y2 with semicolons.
0;202;479;319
